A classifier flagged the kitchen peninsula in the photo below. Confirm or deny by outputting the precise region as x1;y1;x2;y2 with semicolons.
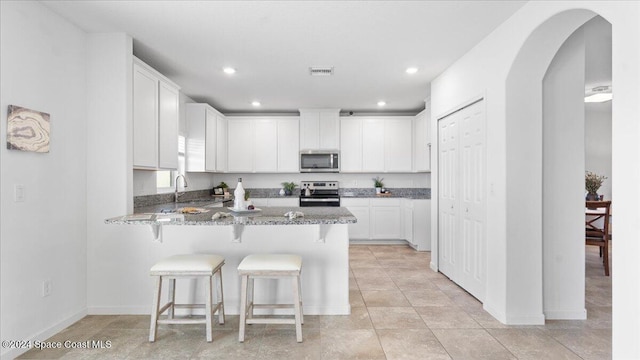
106;205;356;316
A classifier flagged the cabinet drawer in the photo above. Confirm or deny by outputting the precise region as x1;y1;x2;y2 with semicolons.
341;198;369;207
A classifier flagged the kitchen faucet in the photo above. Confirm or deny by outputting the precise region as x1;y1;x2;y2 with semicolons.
174;174;188;203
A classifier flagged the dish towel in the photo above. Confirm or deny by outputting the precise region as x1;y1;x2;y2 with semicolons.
212;212;232;220
284;211;305;220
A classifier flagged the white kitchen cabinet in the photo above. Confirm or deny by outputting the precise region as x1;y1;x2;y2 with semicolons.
254;119;278;172
413;108;431;172
362;119;385;172
403;199;414;244
133;57;180;170
299;109;340;150
340;118;363;172
384;118;413;172
227;118;255;172
216;114;227;172
370;198;402;239
186;103;222;172
277;118;300;172
227;116;298;173
342;198;370;239
411;199;431;251
251;198;299;207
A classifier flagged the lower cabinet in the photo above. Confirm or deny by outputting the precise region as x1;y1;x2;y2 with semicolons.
343;197;431;250
251;197;299;207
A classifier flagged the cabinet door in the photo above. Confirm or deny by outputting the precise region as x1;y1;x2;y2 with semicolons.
157;81;179;169
250;198;269;207
370;198;402;239
362;119;385;172
403;201;414;244
319;110;340;149
132;64;158;168
412;199;431;251
340;118;362;172
385;118;413;172
299;111;319;150
268;198;299;207
347;206;370;239
277;118;300;172
413;110;430;172
216;115;227;172
186;105;206;172
227;119;254;172
254;119;278;172
205;108;217;172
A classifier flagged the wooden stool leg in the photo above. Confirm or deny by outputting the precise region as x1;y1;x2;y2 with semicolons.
297;275;304;325
216;268;225;324
205;275;213;342
248;277;255;320
149;276;162;342
292;275;303;343
168;278;176;319
239;274;248;342
603;243;610;276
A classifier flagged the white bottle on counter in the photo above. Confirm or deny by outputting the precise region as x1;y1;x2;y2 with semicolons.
234;178;245;210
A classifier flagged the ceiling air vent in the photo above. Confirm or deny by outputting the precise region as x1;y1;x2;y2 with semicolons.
309;67;334;76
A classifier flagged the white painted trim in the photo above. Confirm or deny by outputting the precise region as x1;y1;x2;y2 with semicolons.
545;309;587;320
0;309;87;360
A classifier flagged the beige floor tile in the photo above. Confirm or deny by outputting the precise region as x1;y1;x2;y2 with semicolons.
356;276;399;291
403;289;455;307
349;258;382;269
432;329;516;360
349;289;366;307
125;328;205;359
58;328;147;359
319;307;373;330
487;328;581;360
256;328;321;360
416;306;482;329
361;290;411;307
320;329;386;360
351;267;388;279
546;328;612;360
368;307;427;330
265;315;321;330
191;329;262;359
377;329;452;360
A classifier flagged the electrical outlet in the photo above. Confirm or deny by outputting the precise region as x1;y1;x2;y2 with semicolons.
14;184;25;202
42;280;52;297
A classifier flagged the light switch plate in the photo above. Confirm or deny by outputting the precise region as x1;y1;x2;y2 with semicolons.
14;184;25;202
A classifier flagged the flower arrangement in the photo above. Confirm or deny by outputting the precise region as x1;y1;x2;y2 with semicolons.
585;171;607;195
372;176;384;188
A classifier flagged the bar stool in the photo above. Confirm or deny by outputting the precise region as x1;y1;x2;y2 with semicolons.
237;254;303;342
149;254;225;342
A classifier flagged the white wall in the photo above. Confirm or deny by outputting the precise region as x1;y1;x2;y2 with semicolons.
585;102;612;199
542;27;586;319
430;2;640;357
0;2;88;359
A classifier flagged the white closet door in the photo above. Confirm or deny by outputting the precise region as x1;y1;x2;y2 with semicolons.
438;114;459;278
438;99;486;302
458;102;486;301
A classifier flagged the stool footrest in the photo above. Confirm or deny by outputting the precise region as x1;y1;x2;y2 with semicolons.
247;318;296;325
251;303;295;309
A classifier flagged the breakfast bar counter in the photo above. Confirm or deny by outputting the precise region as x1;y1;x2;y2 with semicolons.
105;206;355;316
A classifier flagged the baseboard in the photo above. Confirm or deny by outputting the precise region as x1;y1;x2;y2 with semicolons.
544;308;587;320
1;308;87;360
349;239;409;245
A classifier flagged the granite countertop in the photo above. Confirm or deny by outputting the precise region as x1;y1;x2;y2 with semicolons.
105;206;357;226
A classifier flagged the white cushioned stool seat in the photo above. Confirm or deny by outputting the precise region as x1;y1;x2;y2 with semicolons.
150;254;225;275
149;254;225;343
238;253;304;343
238;254;302;273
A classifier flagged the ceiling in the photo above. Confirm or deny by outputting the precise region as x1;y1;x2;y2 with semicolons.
44;1;526;114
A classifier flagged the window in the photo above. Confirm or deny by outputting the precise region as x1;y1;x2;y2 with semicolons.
156;135;186;193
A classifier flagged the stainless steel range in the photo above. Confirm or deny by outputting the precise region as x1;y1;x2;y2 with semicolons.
299;181;340;207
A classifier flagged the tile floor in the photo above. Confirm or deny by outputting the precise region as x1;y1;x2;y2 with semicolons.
17;244;611;359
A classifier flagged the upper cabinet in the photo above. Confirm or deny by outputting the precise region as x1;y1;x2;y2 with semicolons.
413;105;431;172
299;109;340;150
340;116;413;173
227;116;299;173
186;103;226;172
133;57;180;170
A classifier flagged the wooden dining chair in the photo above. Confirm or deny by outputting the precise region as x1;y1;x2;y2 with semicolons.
585;200;612;276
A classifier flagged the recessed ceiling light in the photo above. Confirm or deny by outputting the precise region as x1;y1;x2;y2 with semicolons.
406;67;418;74
377;101;386;107
223;67;236;74
251;101;261;107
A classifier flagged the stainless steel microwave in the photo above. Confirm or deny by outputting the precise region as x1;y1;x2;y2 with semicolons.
300;151;340;173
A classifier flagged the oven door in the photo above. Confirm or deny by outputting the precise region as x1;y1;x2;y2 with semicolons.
299;196;341;207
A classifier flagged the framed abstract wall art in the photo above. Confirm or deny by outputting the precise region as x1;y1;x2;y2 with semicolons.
6;105;50;153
